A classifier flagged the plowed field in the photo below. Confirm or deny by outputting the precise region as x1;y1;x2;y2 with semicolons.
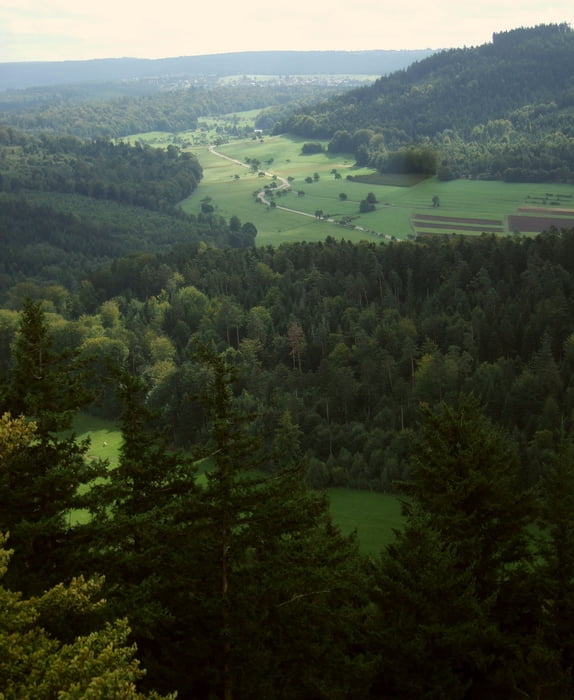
508;215;574;233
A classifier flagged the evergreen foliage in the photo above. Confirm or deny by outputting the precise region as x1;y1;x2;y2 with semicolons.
0;299;104;594
0;534;172;700
277;24;574;182
77;367;200;694
4;29;574;693
373;398;569;698
172;348;374;698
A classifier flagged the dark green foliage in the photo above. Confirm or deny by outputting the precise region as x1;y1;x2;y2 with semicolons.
373;398;558;698
402;397;536;595
0;299;104;593
0;83;347;138
7;258;574;695
28;227;566;489
0;133;202;212
276;24;574;182
536;437;574;692
78;367;200;694
67;350;374;698
372;510;491;699
359;199;375;213
177;348;374;699
380;147;438;175
301;142;324;154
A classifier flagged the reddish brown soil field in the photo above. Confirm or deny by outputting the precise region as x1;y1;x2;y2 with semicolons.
517;206;574;215
508;216;574;233
414;214;503;226
413;221;504;233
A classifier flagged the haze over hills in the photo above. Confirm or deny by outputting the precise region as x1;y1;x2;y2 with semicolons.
0;49;436;91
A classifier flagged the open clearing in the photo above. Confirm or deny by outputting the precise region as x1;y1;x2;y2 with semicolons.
71;415;401;553
328;488;403;555
181;134;574;244
125;121;574;243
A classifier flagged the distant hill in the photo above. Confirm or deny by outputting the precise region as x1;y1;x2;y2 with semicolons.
274;24;574;183
0;50;436;91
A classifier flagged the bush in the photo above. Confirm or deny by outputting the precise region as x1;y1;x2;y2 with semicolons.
301;142;324;155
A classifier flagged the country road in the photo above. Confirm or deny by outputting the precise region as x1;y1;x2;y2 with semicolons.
208;145;326;218
207;144;390;236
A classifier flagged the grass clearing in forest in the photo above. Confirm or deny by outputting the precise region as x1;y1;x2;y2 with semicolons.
73;413;122;468
328;488;404;555
69;416;402;552
122;127;574;244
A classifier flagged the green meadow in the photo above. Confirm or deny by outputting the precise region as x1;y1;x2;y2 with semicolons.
328;488;403;555
71;416;402;553
124;113;574;245
180;134;574;244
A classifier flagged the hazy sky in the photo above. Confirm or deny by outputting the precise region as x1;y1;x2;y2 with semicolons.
1;0;573;63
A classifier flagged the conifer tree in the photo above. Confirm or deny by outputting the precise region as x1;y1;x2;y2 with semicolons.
82;366;200;695
186;347;374;699
536;437;574;694
0;533;172;700
401;396;536;599
372;509;491;699
0;299;104;594
379;396;541;697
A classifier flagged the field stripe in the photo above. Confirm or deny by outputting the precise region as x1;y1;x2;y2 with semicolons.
413;214;503;226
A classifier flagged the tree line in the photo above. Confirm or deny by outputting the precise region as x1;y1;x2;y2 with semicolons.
0;84;342;139
0;130;202;211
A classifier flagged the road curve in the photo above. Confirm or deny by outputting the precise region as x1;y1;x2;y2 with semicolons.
207;144;386;235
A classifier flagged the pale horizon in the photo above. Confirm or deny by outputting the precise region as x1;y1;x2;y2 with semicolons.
1;0;572;64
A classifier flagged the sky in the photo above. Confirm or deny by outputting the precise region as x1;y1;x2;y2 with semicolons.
1;0;573;63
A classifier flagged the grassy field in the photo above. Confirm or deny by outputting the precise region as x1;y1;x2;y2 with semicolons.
70;415;402;552
122;119;574;245
328;487;403;555
73;413;122;467
122;116;574;245
179;134;574;244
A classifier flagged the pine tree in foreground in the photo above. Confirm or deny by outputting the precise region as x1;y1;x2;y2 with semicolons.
180;347;374;700
0;533;173;700
0;299;105;594
373;397;548;698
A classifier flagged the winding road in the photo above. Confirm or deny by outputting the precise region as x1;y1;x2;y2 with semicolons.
208;144;392;238
208;145;328;219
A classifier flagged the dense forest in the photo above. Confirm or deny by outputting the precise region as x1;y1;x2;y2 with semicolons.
0;129;202;209
3;231;574;493
3;25;574;699
275;24;574;182
0;127;259;288
1;293;574;698
0;84;355;139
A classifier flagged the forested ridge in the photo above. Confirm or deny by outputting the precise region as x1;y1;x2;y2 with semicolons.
275;24;574;183
0;128;202;209
0;84;347;139
0;127;259;289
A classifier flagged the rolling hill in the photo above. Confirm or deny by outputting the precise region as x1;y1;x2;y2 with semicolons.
274;24;574;183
